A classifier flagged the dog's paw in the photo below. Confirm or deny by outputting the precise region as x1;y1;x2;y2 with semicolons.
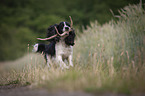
64;65;69;69
70;64;73;67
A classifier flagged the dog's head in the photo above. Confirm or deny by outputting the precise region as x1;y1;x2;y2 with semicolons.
57;22;72;34
57;22;75;46
46;22;72;42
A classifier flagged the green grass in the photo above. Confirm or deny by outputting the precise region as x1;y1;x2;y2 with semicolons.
0;3;145;95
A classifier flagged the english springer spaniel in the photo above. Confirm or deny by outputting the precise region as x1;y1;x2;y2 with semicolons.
33;21;75;70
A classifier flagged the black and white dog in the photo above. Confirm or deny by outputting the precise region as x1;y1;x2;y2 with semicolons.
33;22;75;69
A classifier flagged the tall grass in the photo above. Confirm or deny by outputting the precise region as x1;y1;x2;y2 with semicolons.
0;3;145;94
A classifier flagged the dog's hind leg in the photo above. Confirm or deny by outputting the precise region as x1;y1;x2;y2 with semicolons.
45;54;52;68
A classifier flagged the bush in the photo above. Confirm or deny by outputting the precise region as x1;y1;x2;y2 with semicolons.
0;25;37;61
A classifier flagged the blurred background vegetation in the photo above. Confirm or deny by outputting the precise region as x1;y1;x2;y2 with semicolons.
0;0;141;61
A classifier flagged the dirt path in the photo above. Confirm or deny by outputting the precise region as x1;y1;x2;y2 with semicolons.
0;86;94;96
0;86;145;96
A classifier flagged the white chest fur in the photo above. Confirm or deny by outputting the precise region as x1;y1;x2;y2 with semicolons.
55;40;73;59
54;39;74;69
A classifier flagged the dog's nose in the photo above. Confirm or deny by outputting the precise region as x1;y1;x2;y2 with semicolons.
65;27;69;31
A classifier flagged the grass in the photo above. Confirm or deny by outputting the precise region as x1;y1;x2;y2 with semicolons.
0;3;145;95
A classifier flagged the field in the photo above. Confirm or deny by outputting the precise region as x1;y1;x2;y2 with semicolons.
0;3;145;95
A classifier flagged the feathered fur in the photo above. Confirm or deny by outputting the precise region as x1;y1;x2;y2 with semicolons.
33;22;75;69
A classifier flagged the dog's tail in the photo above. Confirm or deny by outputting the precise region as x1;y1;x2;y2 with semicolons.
32;43;46;53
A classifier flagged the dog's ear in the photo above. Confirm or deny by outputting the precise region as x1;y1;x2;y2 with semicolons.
46;24;59;42
47;24;58;32
57;22;64;34
65;29;75;46
47;24;57;37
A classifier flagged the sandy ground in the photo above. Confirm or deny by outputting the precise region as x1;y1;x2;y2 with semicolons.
0;85;94;96
0;85;145;96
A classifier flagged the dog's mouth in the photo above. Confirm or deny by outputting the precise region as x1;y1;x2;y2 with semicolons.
65;32;69;35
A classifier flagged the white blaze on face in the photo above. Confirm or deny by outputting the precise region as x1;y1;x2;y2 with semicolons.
32;44;38;52
63;22;71;32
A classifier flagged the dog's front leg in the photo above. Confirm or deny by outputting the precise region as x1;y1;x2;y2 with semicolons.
68;55;73;67
56;55;69;69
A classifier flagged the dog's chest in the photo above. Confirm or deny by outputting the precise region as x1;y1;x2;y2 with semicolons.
55;41;73;57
